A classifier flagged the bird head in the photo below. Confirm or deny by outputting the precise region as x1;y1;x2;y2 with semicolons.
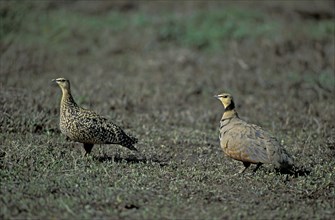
214;93;235;110
52;78;70;91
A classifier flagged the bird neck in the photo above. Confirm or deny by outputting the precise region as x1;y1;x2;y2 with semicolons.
60;87;78;109
222;109;238;120
221;101;238;120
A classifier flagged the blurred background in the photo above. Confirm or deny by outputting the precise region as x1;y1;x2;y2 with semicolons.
1;0;334;133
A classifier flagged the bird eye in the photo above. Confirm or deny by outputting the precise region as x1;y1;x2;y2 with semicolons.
223;95;228;98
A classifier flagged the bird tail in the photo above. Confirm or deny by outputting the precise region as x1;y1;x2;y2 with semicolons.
129;135;138;144
276;148;311;176
121;134;138;151
278;150;295;173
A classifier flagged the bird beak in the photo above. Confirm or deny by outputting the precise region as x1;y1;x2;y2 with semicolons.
214;95;219;99
51;79;58;86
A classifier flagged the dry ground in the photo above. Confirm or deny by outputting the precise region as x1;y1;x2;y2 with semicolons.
1;1;335;219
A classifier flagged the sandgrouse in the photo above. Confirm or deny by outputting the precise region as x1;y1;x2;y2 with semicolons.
215;93;294;173
53;78;138;155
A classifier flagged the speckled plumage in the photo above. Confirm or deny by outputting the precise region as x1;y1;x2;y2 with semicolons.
53;78;138;155
215;93;294;173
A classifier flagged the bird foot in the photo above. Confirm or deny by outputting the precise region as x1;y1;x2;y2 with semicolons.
235;167;247;175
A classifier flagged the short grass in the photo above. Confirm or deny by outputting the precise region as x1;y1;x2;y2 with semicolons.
1;1;335;219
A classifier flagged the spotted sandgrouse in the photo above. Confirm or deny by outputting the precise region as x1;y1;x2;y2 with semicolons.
215;93;294;173
53;78;138;155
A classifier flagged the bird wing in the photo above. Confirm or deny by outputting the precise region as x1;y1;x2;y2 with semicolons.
77;108;134;145
99;120;138;151
220;120;272;164
248;123;294;169
69;111;108;143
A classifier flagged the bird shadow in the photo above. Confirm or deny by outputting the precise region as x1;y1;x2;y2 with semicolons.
93;154;169;167
275;166;311;177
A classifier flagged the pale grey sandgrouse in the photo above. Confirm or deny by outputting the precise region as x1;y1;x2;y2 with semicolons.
215;93;294;173
53;77;138;155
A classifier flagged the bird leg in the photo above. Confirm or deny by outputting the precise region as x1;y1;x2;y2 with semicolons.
253;163;263;172
83;143;94;156
238;162;251;173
